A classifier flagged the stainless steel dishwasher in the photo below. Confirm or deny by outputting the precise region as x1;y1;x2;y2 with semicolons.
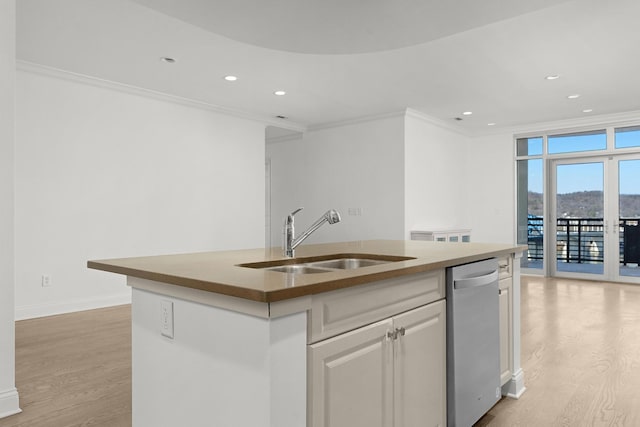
446;258;500;427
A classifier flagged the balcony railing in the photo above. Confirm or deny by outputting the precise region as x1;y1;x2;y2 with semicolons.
527;216;640;265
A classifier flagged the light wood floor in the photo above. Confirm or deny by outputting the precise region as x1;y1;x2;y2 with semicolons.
3;276;640;426
478;275;640;426
2;305;131;427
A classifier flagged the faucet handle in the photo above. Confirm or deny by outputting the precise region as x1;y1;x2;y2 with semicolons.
289;207;303;217
285;207;303;226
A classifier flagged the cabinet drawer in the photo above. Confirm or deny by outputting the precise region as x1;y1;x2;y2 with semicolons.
498;256;512;279
308;269;444;344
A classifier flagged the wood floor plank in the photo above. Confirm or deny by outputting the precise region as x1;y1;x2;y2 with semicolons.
478;275;640;427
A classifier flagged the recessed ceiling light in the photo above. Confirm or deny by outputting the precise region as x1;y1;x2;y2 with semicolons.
545;75;560;80
487;123;496;126
462;111;473;116
567;94;580;99
160;57;176;64
274;90;286;96
224;75;238;82
582;109;593;113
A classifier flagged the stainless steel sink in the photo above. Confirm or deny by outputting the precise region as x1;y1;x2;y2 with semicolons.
239;254;416;275
307;258;390;270
265;265;332;274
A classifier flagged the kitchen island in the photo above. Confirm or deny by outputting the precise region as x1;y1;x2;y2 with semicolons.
88;240;526;427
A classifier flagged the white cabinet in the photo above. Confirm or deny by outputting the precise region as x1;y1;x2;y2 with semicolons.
393;302;447;427
308;300;446;427
411;229;471;243
498;258;513;387
308;318;392;427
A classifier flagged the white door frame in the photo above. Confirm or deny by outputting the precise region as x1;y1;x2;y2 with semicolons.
610;154;640;284
548;156;609;281
547;154;640;284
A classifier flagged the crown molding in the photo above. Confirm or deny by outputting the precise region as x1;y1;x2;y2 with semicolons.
302;108;472;136
16;60;307;133
307;110;407;132
404;108;472;136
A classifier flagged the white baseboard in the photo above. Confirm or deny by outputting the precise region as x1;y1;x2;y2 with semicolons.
502;368;526;399
15;292;132;320
0;388;21;420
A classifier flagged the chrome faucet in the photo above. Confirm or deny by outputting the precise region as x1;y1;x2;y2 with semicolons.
284;208;341;257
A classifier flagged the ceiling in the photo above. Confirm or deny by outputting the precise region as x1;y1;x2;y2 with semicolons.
129;0;567;55
15;0;640;135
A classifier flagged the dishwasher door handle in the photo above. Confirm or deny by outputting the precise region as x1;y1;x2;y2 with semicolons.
454;270;499;290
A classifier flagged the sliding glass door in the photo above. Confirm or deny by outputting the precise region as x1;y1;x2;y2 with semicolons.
615;156;640;281
551;159;606;279
548;155;640;283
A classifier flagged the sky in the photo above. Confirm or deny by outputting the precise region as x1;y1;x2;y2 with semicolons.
524;131;640;195
528;159;640;195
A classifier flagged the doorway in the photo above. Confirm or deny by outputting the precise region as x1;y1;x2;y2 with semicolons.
265;126;304;249
614;156;640;281
550;158;606;279
548;155;640;283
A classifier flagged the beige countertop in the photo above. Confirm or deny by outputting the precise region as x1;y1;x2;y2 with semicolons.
87;240;526;303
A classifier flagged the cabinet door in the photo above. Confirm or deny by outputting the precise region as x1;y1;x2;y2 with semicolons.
308;318;393;427
499;277;513;386
393;300;446;427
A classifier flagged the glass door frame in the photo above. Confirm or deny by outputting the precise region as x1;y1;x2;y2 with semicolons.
610;153;640;284
546;153;640;284
548;156;609;281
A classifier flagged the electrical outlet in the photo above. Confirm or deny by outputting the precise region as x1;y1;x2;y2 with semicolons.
160;300;174;339
41;275;52;287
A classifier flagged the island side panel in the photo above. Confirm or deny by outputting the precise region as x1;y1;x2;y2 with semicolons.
131;287;307;427
269;310;307;426
505;252;526;398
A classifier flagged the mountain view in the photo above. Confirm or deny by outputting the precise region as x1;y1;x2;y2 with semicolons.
528;191;640;218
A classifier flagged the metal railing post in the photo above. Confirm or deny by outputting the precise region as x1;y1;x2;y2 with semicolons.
577;219;582;263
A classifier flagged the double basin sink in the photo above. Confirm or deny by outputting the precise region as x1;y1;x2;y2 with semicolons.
239;253;415;274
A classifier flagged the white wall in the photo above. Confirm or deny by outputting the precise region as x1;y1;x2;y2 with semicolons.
466;132;516;244
267;115;406;247
14;68;266;319
404;112;470;238
0;0;20;419
268;111;517;248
